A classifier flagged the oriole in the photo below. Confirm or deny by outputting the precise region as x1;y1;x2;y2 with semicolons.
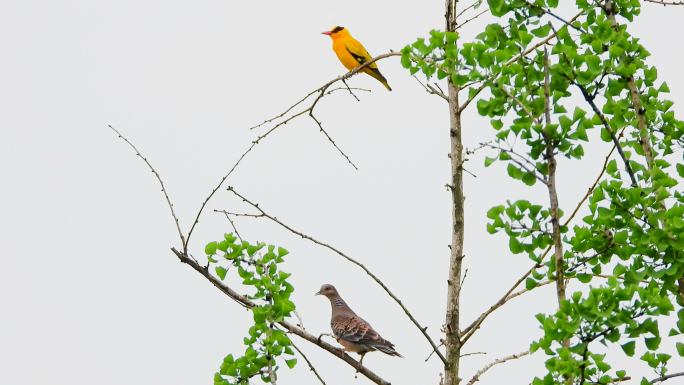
322;26;392;91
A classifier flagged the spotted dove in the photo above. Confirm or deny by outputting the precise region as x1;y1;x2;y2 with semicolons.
316;284;402;363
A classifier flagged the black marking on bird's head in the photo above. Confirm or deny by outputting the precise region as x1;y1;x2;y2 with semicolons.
331;26;345;33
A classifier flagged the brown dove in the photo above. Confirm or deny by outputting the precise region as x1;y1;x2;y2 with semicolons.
316;284;402;364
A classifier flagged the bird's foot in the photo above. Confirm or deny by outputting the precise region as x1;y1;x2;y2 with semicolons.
317;333;335;344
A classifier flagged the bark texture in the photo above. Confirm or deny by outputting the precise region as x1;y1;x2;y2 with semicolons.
444;1;464;384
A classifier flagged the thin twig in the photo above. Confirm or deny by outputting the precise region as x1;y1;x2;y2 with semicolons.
455;0;479;19
108;125;186;247
455;9;489;30
651;372;684;383
184;139;258;254
644;0;684;5
412;75;449;101
221;211;244;243
219;188;448;366
465;350;531;385
505;279;554;301
459;263;541;344
291;342;327;385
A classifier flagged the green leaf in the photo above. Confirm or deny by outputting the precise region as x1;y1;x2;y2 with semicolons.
205;242;218;255
577;274;592;283
215;266;227;280
676;163;684;178
677;342;684;356
487;0;508;16
622;341;636;356
285;358;297;369
645;337;661;350
522;173;537;186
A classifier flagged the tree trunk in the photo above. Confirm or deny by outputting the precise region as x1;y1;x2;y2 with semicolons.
444;1;464;384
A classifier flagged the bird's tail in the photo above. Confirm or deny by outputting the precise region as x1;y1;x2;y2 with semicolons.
365;67;392;91
373;339;402;357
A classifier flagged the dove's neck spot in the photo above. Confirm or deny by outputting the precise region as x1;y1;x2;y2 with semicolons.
333;297;347;307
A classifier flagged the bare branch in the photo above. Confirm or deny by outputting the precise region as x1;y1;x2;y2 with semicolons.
184;138;259;254
505;279;554;301
644;0;684;5
465;350;531;385
455;8;489;30
459;263;541;344
219;188;448;366
108;125;186;247
170;248;391;385
221;211;244;243
413;75;449;101
651;372;684;384
455;0;479;19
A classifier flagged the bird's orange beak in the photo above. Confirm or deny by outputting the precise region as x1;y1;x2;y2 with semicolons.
321;30;332;36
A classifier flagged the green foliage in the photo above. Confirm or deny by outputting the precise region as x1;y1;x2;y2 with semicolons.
403;0;684;383
208;234;297;385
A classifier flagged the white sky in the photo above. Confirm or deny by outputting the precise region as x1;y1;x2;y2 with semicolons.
1;1;683;384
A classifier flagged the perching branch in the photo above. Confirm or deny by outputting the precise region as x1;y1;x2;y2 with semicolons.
465;350;531;385
170;248;391;385
249;51;401;171
218;187;448;366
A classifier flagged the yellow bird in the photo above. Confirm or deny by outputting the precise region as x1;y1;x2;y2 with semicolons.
322;26;392;91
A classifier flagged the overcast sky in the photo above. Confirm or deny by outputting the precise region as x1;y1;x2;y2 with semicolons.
1;1;683;385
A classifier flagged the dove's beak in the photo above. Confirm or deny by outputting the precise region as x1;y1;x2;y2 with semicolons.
315;290;322;296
